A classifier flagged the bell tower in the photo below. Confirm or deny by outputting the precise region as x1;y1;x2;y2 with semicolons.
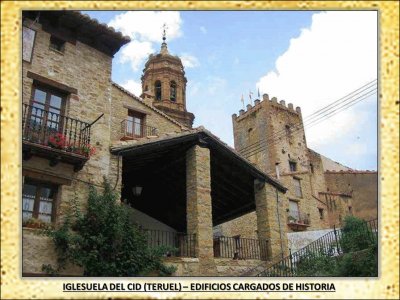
141;25;195;128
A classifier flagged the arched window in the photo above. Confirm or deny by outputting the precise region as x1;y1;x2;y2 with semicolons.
144;85;148;92
154;80;162;100
170;81;177;101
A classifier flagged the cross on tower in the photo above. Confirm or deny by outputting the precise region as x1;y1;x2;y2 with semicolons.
162;23;168;42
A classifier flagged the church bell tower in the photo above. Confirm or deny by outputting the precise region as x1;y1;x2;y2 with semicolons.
141;25;195;128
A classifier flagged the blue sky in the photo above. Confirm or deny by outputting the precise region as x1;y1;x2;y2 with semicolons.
85;10;377;170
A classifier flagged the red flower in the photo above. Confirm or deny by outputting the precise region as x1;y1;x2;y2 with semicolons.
48;132;67;149
81;144;96;157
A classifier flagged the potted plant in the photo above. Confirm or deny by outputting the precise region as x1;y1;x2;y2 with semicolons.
23;218;52;230
288;216;297;224
66;142;79;153
48;132;67;149
80;144;96;157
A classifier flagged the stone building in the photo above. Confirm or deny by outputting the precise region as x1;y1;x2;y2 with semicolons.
21;11;297;276
216;93;377;241
140;27;195;128
21;11;377;276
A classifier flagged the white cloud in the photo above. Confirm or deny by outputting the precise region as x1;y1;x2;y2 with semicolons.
180;53;200;68
200;26;207;34
256;11;377;151
121;79;142;96
119;40;154;71
108;11;182;42
109;11;182;71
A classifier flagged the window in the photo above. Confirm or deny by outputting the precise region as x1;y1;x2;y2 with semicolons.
289;161;297;172
348;206;353;214
126;110;145;137
289;200;300;221
310;163;314;173
318;208;324;219
49;35;65;53
285;124;291;135
293;177;302;198
170;81;177;101
27;85;66;140
144;85;148;92
154;80;162;100
23;178;58;223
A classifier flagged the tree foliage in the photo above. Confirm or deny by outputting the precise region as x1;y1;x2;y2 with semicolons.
43;179;176;276
340;215;375;252
294;216;377;277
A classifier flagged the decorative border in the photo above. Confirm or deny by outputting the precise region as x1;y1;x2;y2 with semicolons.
1;1;399;299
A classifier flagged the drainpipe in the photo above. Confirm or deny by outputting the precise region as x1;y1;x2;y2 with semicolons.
112;148;131;191
275;187;284;259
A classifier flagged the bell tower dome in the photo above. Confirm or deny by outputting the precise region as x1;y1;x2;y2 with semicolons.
141;25;195;128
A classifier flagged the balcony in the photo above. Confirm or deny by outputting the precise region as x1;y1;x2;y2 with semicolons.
22;103;93;171
120;119;158;140
287;213;311;231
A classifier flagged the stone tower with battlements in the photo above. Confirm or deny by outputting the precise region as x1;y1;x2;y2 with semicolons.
231;94;327;233
232;94;309;178
141;27;195;128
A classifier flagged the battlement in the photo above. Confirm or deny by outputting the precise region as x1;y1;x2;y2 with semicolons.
232;93;302;121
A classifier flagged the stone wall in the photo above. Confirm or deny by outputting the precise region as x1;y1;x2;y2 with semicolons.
22;18;188;275
230;95;331;239
319;192;353;227
22;228;82;275
324;172;378;221
287;228;335;253
215;212;258;239
164;257;270;276
23;18;118;195
110;84;183;142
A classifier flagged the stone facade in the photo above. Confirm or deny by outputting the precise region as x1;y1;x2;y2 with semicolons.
219;93;377;241
22;17;120;222
141;42;195;127
111;82;183;142
21;13;189;276
163;257;271;277
23;228;82;275
21;11;376;277
324;171;378;221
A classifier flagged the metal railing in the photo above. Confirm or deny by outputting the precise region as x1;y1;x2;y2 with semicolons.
143;229;196;258
121;119;158;139
22;103;92;157
213;236;269;260
257;219;378;277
